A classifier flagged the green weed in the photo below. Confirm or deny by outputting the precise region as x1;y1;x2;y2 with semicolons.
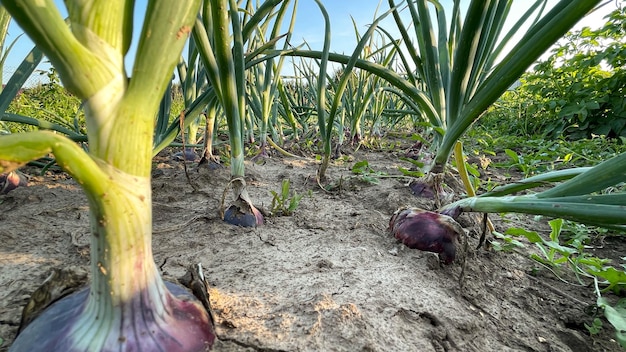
494;219;626;346
270;179;304;216
351;159;388;184
397;157;425;179
595;290;626;348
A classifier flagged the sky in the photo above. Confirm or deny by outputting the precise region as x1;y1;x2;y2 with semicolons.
1;0;620;86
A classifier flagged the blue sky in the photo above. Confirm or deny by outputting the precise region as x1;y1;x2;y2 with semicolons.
2;0;618;85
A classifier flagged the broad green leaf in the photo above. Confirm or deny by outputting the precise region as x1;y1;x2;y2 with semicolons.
505;227;542;243
361;175;380;184
465;162;481;178
492;231;526;249
504;149;520;164
598;297;626;348
542;240;577;256
352;160;369;174
590;267;626;292
398;167;424;178
548;218;564;242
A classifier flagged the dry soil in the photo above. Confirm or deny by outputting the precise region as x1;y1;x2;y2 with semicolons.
0;146;623;351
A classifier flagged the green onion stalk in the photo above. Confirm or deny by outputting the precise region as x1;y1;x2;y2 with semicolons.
192;0;255;227
0;4;11;86
176;40;207;161
343;12;397;147
313;0;393;181
201;98;221;166
440;151;626;231
310;0;331;181
275;78;302;142
0;1;215;351
193;0;288;227
392;0;601;200
246;0;297;159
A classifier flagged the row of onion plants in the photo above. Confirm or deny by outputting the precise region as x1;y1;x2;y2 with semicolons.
1;0;625;349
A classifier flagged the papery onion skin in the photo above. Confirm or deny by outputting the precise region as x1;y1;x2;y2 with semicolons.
224;203;264;227
10;281;215;352
0;171;27;195
389;207;463;265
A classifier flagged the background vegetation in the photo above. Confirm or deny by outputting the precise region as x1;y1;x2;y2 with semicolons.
481;7;625;141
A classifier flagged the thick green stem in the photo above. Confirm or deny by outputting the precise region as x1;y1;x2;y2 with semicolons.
0;133;157;303
1;0;118;98
82;72;126;165
73;172;160;348
86;165;155;304
2;133;214;351
318;153;330;181
211;0;245;179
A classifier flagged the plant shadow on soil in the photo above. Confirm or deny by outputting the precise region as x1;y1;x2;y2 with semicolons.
0;146;624;352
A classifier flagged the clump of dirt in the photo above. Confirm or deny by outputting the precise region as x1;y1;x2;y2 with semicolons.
0;148;622;351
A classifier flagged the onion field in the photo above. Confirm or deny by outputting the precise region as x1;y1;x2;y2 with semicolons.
0;1;625;351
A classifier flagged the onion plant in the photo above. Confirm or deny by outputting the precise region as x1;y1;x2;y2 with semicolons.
311;0;396;180
245;0;297;158
386;0;607;173
318;21;401;156
387;147;626;281
342;45;404;147
200;98;222;164
176;40;210;160
288;0;603;178
0;1;216;351
274;77;303;142
192;0;293;226
281;59;320;141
